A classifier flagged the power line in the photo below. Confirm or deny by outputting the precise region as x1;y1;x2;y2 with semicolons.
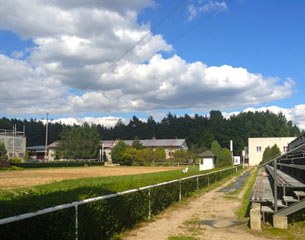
168;0;233;46
118;0;234;79
98;0;188;77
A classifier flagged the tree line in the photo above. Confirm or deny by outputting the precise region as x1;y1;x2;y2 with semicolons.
0;110;301;154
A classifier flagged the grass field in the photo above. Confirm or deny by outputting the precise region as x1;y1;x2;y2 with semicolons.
0;166;181;189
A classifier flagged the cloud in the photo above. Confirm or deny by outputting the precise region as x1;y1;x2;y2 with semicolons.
223;105;305;130
0;0;296;117
50;116;128;128
0;54;68;115
51;105;305;130
188;1;228;21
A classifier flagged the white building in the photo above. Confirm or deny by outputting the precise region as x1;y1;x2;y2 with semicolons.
0;129;26;159
248;137;296;166
198;150;215;171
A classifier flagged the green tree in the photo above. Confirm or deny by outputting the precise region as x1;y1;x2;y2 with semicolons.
261;144;281;164
270;144;281;160
262;146;272;163
211;140;222;160
57;123;100;159
0;142;9;168
0;142;8;160
132;136;143;149
154;147;166;162
173;149;192;163
219;148;232;167
122;147;137;166
111;140;128;164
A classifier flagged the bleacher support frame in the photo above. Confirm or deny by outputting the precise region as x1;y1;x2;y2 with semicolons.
250;133;305;229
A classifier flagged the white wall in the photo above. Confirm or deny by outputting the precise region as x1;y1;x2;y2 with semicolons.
248;137;296;166
199;157;215;171
0;135;26;159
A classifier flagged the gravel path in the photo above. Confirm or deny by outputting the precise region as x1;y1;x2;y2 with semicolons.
123;173;272;240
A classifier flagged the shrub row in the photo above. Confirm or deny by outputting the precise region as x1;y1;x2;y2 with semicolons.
0;166;240;240
12;161;104;168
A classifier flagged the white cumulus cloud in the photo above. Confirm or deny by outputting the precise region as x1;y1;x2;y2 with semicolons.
0;0;297;118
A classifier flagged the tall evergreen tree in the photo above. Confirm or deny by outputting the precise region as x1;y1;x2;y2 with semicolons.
57;123;100;159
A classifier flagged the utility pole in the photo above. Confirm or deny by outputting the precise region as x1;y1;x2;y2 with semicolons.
230;140;234;173
44;113;49;161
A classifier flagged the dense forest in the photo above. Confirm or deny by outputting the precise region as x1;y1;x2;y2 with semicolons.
0;110;301;154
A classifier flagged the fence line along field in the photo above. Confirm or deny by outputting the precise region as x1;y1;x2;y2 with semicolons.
0;166;179;189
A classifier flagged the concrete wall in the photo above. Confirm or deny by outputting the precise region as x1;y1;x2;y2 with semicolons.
248;137;296;166
0;135;26;159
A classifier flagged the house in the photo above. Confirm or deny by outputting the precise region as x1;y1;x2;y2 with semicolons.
27;138;188;162
101;138;188;162
27;145;46;160
27;142;58;161
198;150;216;171
0;129;26;159
48;141;58;161
247;137;296;166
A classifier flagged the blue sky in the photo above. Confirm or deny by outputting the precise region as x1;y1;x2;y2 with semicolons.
0;0;304;129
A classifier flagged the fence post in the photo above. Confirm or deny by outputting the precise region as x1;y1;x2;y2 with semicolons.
179;180;182;201
196;176;199;190
75;205;78;240
208;176;210;186
148;189;151;219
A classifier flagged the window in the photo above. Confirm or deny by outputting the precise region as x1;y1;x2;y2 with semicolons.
283;146;288;152
256;146;262;152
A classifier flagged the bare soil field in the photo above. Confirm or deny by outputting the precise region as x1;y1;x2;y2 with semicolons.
0;166;179;189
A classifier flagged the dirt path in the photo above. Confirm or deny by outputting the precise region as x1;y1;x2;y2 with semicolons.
123;174;271;240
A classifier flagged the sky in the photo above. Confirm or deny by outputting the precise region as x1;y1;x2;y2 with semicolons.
0;0;304;129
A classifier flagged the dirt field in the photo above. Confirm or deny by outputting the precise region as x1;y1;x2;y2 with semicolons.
0;166;179;189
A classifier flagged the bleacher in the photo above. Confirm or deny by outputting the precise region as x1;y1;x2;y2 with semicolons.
250;133;305;229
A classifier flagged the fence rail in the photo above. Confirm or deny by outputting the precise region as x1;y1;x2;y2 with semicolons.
0;166;239;239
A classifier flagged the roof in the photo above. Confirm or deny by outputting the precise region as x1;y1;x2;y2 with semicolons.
101;140;116;148
26;145;46;152
101;139;188;149
123;139;187;148
198;150;215;158
48;141;58;148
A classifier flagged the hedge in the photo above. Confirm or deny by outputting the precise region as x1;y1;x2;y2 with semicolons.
0;166;240;240
12;161;104;168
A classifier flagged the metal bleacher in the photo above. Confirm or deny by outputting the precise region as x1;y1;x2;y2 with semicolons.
250;133;305;227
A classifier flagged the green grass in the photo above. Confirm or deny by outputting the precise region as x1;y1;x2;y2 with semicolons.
235;167;258;218
0;166;23;171
0;166;232;218
257;221;305;240
168;236;199;240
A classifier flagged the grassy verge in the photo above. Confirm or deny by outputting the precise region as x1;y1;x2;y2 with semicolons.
235;167;258;218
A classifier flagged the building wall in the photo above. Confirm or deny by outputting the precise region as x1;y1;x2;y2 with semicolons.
48;149;56;161
0;135;26;159
199;157;215;171
248;137;296;166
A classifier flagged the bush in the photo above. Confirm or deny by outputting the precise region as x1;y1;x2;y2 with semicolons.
0;167;239;239
12;161;104;168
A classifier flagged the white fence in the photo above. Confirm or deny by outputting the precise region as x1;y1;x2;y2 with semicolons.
0;166;239;239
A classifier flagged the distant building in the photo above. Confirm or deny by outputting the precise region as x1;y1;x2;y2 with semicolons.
247;137;296;166
101;138;188;162
0;129;26;159
198;150;215;171
27;142;58;161
27;145;46;160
